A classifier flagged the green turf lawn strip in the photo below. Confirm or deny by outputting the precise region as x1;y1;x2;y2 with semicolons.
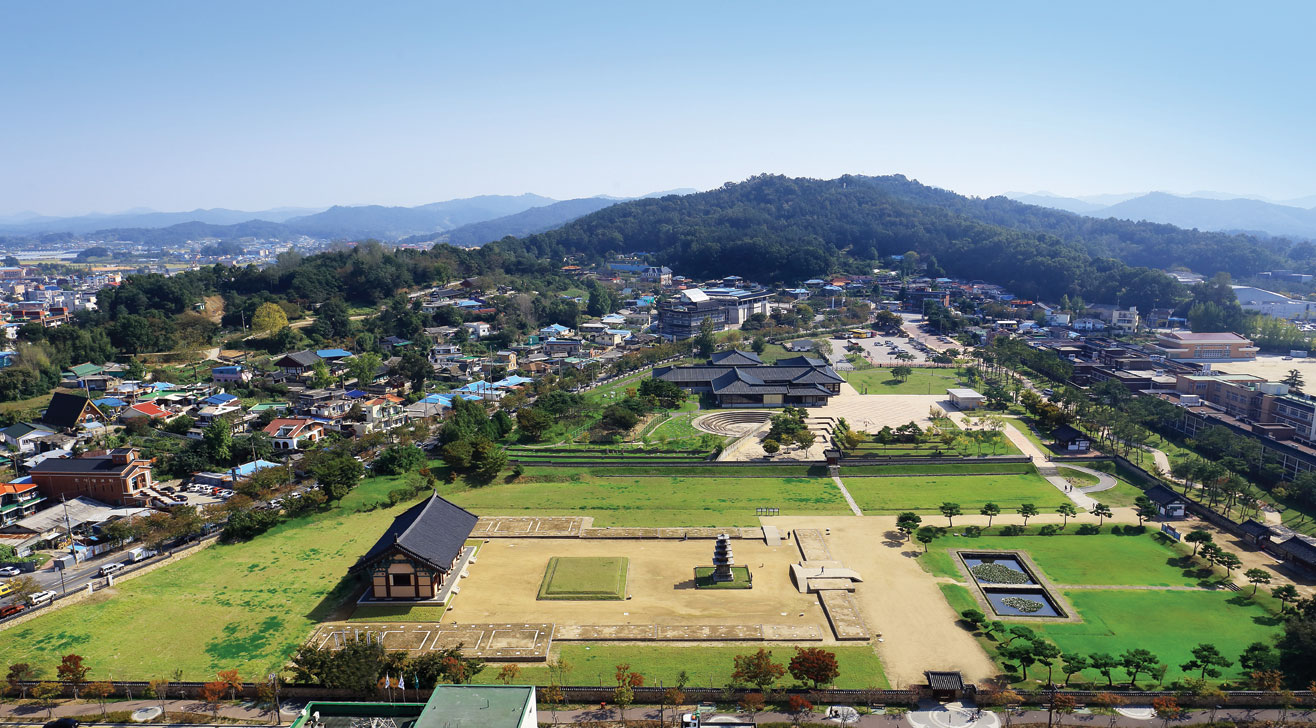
842;367;965;395
348;604;450;623
517;644;888;689
443;474;846;527
1055;467;1100;488
840;463;1035;476
518;465;824;478
1032;589;1280;686
693;565;753;589
538;557;629;600
919;531;1224;587
842;473;1070;514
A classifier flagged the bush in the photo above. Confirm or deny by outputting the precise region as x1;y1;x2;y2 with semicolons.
963;525;982;537
373;445;425;476
1039;524;1061;536
1001;524;1026;536
222;508;282;542
1076;523;1101;535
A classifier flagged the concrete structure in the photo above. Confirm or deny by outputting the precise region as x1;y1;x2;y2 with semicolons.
946;388;984;410
1150;331;1258;363
290;687;537;728
657;287;772;340
1234;285;1316;321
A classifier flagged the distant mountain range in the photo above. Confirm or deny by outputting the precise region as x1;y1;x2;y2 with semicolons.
0;190;696;246
0;206;324;234
1010;191;1316;239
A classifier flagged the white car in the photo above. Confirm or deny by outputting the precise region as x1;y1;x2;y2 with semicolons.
0;566;20;578
28;590;57;606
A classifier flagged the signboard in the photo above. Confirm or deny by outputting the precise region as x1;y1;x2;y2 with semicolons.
1160;523;1181;541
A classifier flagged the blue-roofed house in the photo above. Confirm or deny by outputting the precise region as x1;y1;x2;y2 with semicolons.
0;351;16;369
212;365;252;384
230;459;280;480
92;397;127;412
204;392;239;406
493;375;534;389
316;348;354;361
539;323;573;338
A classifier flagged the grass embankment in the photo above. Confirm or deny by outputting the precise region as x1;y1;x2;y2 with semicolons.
518;644;888;689
843;473;1070;514
442;471;848;527
843;367;966;395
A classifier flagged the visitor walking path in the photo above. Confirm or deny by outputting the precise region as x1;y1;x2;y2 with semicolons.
833;474;864;516
947;412;1097;510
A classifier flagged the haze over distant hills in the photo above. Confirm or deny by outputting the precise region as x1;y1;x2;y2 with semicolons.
1010;190;1316;240
0;189;699;245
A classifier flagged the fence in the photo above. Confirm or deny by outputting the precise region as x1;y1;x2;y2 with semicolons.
9;681;1315;710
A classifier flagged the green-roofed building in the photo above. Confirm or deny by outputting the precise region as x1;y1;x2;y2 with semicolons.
65;362;104;378
290;686;536;728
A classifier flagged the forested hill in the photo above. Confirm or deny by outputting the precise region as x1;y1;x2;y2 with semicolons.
488;174;1309;311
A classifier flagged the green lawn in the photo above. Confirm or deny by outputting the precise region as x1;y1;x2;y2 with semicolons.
842;473;1070;514
843;367;965;395
518;644;888;689
919;531;1221;587
0;499;410;680
936;534;1282;687
694;565;753;589
1055;467;1100;488
1031;589;1280;686
1002;417;1051;451
538;557;629;600
442;472;847;526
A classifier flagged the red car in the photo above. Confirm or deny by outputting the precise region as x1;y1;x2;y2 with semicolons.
0;603;26;619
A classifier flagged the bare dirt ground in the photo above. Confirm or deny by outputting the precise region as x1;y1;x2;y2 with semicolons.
766;515;998;688
454;537;828;635
812;387;948;434
1179;514;1316;597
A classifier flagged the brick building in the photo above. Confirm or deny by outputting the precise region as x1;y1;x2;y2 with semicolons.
28;447;154;507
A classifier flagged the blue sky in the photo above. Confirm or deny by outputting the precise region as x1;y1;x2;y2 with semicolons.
2;1;1314;215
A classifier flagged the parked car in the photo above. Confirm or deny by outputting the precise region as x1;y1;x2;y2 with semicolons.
0;565;21;577
98;562;126;577
43;718;80;728
0;603;26;619
28;590;56;606
0;581;13;597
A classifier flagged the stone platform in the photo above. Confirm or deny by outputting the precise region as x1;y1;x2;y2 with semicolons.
554;623;823;641
309;622;554;661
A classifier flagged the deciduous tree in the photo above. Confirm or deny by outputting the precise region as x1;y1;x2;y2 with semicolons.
788;647;840;689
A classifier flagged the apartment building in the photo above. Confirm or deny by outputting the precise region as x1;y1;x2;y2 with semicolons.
28;447;154;507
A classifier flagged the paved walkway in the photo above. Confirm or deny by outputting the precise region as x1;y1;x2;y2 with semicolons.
948;412;1097;510
833;474;864;516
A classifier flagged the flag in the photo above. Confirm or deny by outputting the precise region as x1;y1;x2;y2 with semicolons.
397;676;405;690
383;674;391;689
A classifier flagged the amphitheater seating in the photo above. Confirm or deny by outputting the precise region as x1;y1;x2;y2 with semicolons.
693;410;772;436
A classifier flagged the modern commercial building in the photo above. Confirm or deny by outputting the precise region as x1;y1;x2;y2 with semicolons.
0;479;44;527
657;288;772;340
1149;332;1258;363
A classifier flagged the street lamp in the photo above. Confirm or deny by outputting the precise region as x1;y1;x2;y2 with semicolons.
268;673;281;726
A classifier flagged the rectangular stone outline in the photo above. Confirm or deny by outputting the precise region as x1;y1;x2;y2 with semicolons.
951;548;1082;624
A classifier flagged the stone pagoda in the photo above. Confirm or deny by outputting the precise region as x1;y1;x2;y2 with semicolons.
712;533;735;582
